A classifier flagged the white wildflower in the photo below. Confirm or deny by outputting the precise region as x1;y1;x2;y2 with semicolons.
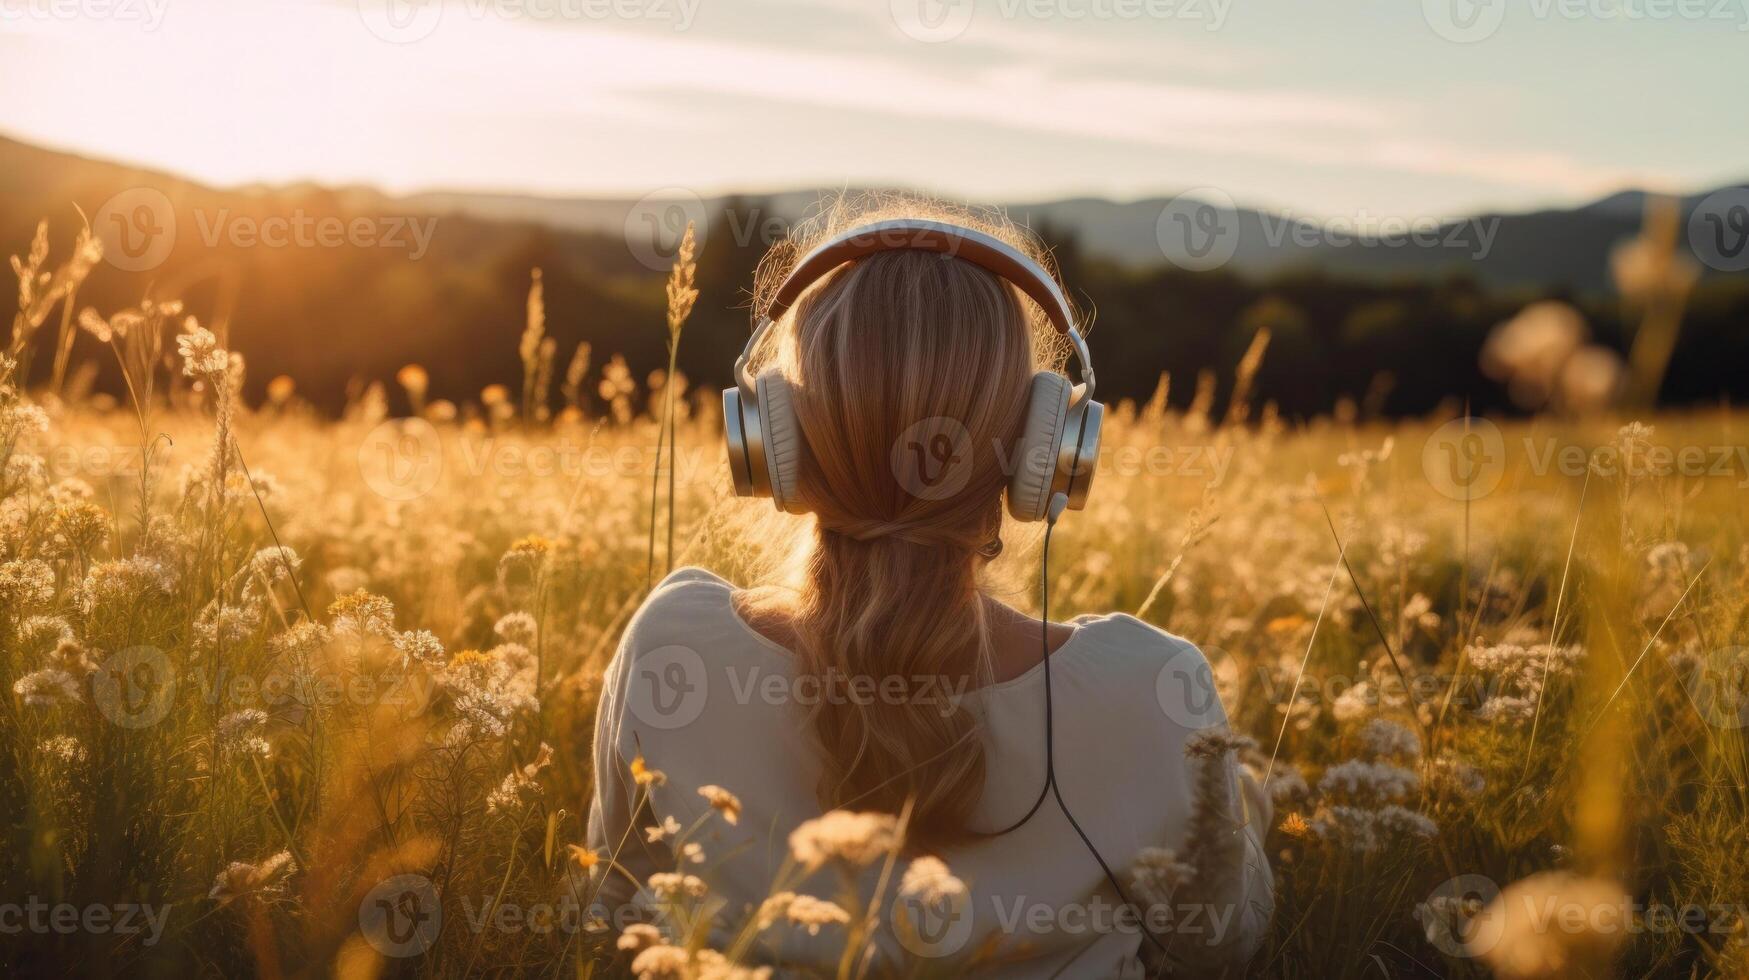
1358;718;1422;761
493;611;538;647
1318;759;1419;803
787;810;898;870
216;709;272;761
14;668;80;707
209;851;297;905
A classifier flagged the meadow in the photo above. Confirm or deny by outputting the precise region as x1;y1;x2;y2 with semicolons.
3;218;1747;978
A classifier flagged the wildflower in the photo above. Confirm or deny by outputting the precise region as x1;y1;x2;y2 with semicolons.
1279;812;1312;839
438;646;540;739
899;856;966;906
0;400;49;440
178;319;229;378
209;851;297;905
392;629;447;669
788;810;898;871
1331;681;1375;722
1249;757;1310;806
646;872;706;901
45;500;108;556
0;559;55;609
680;842;705;864
645;816;681;843
1375;804;1439;839
629;944;688;979
249;546;302;584
697;785;741;825
328;590;397;640
633;945;767;980
216;709;272;761
486;743;553;812
17;616;74;658
77;557;175;615
46;479;96;508
494;611;538;647
1465;642;1584;726
1358;718;1421;761
14;668;80;707
270;622;331;660
1310;804;1437;853
567;844;601;872
1127;847;1194;909
617;922;662;952
755;892;796;930
46;638;95;677
194;602;263;656
1317;760;1419;803
498;535;552;586
783;894;849;936
1402;592;1441;631
630;755;666;788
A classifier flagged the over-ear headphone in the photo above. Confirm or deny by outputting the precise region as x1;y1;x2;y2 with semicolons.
721;218;1103;523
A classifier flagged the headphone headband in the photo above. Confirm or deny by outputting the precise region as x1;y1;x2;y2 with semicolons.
767;218;1077;336
741;219;1094;401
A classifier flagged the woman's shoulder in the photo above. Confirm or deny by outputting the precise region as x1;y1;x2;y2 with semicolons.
1061;612;1231;730
618;566;787;660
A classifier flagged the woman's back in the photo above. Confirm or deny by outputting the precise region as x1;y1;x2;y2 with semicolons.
588;568;1273;978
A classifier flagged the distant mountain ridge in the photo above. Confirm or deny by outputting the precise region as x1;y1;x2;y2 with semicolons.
402;182;1749;295
6;132;1741;294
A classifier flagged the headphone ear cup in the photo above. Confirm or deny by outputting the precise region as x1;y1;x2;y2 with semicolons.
1007;371;1071;522
756;371;808;514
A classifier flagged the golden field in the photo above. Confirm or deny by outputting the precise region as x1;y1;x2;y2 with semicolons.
3;221;1748;978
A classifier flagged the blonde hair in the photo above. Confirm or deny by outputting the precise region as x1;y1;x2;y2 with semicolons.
738;196;1067;848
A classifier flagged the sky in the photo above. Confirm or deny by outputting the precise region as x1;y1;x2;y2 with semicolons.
1;0;1745;220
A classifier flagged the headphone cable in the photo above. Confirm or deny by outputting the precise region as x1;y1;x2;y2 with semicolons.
986;494;1170;957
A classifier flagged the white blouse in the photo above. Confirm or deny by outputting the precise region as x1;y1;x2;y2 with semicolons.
588;568;1273;978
